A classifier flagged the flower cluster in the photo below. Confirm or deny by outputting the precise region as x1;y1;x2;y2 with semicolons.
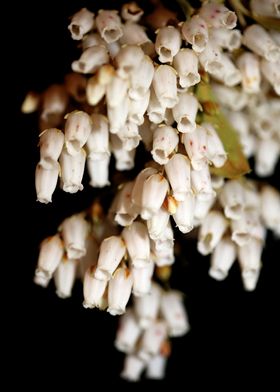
26;0;280;382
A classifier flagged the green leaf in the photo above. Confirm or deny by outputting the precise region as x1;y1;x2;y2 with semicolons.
196;78;251;179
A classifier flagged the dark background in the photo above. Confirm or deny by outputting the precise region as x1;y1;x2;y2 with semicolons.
11;0;279;387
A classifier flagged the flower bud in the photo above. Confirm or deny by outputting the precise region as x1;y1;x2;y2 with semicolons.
83;266;107;308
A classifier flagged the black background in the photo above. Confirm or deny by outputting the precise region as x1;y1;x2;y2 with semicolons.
11;0;280;387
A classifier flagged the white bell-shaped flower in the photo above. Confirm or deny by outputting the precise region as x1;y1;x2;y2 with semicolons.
132;261;154;297
181;15;209;53
199;3;237;29
35;163;59;204
60;213;89;259
138;321;168;362
147;207;170;240
219;179;245;220
122;221;150;268
72;45;109;74
134;283;162;329
155;26;181;63
54;257;77;299
64;111;92;156
152;65;178;108
160;291;190;337
151;125;179;165
243;24;280;63
173;48;200;89
107;267;133;316
209;237;236;281
87;155;110;188
83;266;107;309
60;148;86;193
95;236;126;280
68;8;95;40
34;234;64;286
146;355;167;380
172;193;195;234
96;9;123;43
237;238;263;291
39;128;64;170
115;310;142;353
197;211;228;255
121;355;146;382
